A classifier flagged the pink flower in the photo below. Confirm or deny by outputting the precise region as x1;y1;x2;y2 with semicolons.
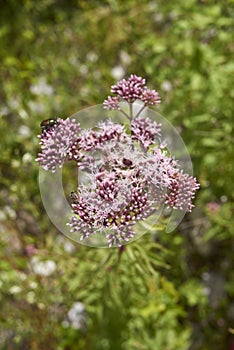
36;118;80;172
37;75;200;247
141;89;161;106
104;74;161;108
111;74;146;102
131;117;161;151
166;172;200;212
103;96;120;110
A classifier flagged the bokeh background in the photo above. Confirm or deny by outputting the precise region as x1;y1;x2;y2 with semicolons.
0;1;233;349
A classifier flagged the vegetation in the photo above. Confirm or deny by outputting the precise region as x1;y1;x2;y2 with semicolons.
0;1;233;349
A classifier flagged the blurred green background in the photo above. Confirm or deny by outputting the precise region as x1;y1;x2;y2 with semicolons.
0;1;233;349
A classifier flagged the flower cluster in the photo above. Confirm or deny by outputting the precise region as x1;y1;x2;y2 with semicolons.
77;120;125;152
131;117;161;151
103;96;120;110
36;118;80;172
37;74;199;247
165;172;200;211
103;74;161;111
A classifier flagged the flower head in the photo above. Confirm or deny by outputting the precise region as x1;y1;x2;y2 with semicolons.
111;74;146;102
141;89;161;106
37;75;200;247
36;118;80;172
131;117;161;151
103;74;161;111
67;302;86;330
68;170;155;247
103;96;120;110
77;120;125;152
166;172;200;212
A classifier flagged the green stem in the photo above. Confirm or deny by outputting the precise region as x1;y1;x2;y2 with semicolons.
119;108;130;120
134;104;146;119
129;103;133;120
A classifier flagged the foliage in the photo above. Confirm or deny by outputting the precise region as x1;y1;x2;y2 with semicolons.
0;1;233;349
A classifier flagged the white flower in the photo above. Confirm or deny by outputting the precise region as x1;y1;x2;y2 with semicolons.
22;152;33;163
30;77;54;96
9;286;22;294
86;52;98;62
120;51;131;65
31;257;57;276
111;65;125;80
29;281;38;289
18;125;31;137
27;291;35;303
63;241;75;253
161;80;172;92
67;302;86;330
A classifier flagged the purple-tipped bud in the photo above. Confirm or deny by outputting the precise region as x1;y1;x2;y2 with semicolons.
111;74;146;102
141;89;161;106
103;96;120;110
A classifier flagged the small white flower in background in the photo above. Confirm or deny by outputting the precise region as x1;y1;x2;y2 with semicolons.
19;109;28;119
22;152;33;163
30;77;54;96
111;65;125;80
120;51;131;65
86;52;98;62
27;291;35;304
161;80;172;92
9;286;22;294
63;240;75;253
55;236;76;253
18;125;31;137
29;281;38;289
12;160;20;168
18;272;27;281
31;257;57;276
80;65;88;75
153;13;163;23
67;302;86;330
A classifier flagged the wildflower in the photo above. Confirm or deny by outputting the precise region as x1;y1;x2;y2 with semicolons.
131;117;161;151
67;302;86;330
104;74;161;113
68;140;199;245
77;120;125;152
37;74;200;247
103;96;120;110
31;257;57;276
111;65;125;80
68;173;155;247
36;118;80;172
111;74;146;102
9;286;22;294
165;172;200;212
141;88;161;106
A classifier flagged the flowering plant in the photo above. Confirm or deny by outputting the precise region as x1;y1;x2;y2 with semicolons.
36;75;199;247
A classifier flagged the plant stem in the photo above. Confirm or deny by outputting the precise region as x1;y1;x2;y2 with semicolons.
119;108;130;120
134;104;146;119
